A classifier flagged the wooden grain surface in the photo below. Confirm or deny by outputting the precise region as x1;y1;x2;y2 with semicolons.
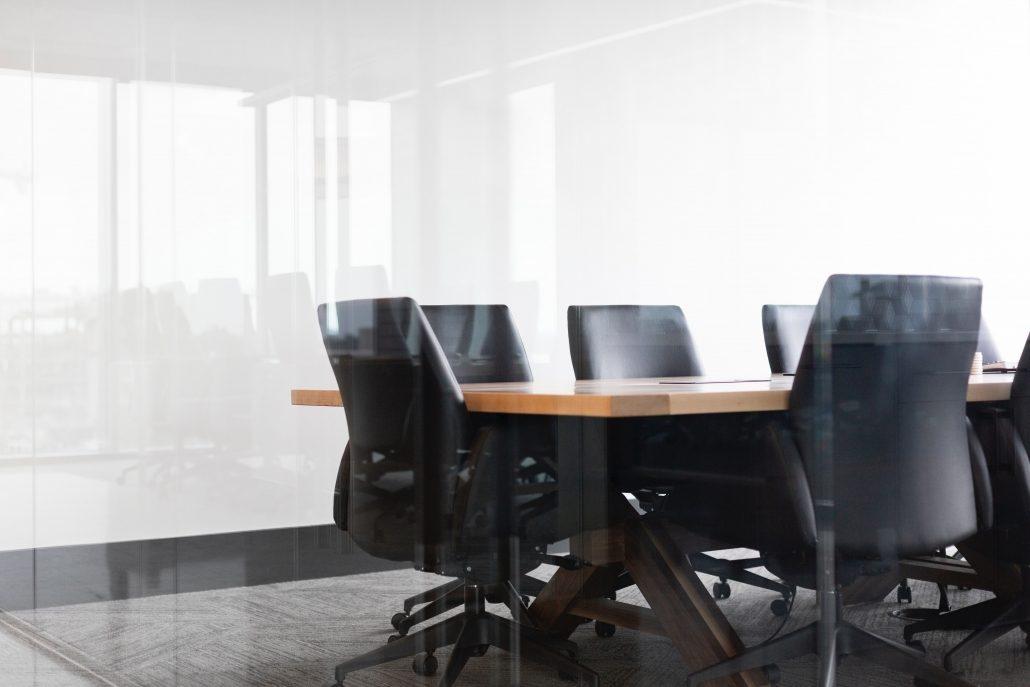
292;373;1014;417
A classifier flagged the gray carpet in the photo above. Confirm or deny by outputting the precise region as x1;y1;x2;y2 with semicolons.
4;563;1029;686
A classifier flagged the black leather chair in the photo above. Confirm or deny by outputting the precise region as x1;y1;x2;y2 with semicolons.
567;305;795;609
568;305;703;380
424;304;534;384
761;305;995;616
683;274;984;687
762;306;1000;377
762;304;815;375
320;298;595;686
386;304;550;636
893;316;1005;615
904;330;1030;671
978;320;1003;366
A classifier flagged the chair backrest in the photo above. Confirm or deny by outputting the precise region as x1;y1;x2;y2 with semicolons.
977;319;1002;364
423;304;533;384
790;275;982;558
318;297;466;571
999;333;1030;532
567;305;703;380
762;304;815;375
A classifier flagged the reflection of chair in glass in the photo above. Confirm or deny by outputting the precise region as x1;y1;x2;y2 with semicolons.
320;298;597;686
265;272;330;387
904;331;1030;671
683;275;983;687
194;277;253;342
761;305;814;375
567;304;795;611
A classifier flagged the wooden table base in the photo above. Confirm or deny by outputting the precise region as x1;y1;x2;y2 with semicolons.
528;518;768;687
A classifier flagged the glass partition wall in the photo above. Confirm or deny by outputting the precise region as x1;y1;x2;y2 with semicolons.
2;1;1030;685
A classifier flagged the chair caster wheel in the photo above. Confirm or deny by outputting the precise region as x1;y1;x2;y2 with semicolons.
897;584;913;604
712;581;731;600
387;634;402;643
521;594;531;607
471;644;489;657
770;599;789;617
906;639;926;655
390;612;408;632
595;621;616;638
412;652;438;676
763;664;781;685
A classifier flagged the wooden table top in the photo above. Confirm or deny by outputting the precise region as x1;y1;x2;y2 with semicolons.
291;372;1015;418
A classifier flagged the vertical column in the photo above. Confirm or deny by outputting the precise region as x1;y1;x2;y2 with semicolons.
254;105;269;338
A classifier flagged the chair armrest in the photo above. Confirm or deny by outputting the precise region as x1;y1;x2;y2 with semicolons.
756;418;817;551
450;426;494;549
333;443;351;531
965;418;993;532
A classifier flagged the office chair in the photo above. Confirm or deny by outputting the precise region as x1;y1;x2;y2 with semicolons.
682;274;984;687
893;316;1004;617
761;304;815;375
904;330;1030;671
761;304;986;617
386;304;550;637
320;298;596;686
978;319;1003;367
763;307;1002;376
567;305;796;613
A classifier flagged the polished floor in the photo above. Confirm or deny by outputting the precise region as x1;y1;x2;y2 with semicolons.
4;563;1029;687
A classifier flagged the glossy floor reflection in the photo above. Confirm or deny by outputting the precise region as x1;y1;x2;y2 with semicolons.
6;564;1030;686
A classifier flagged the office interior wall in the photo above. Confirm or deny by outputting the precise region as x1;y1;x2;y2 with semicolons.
1;0;1029;549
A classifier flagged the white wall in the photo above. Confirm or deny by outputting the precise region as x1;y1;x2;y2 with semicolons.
1;0;1029;550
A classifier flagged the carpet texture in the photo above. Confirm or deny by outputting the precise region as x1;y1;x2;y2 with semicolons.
5;564;1029;686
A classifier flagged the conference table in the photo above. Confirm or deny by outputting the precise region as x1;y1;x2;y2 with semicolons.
292;373;1016;687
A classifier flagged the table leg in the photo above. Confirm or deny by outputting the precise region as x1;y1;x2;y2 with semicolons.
529;563;622;638
623;517;768;687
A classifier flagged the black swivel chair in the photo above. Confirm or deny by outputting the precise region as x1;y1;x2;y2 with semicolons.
761;305;815;375
387;304;552;636
764;302;955;615
424;304;534;384
904;331;1030;671
978;320;1003;367
684;274;984;687
567;305;795;609
762;305;1001;377
320;298;596;686
892;317;1006;615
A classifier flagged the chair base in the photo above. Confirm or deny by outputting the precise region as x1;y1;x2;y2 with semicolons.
392;574;547;636
690;551;796;603
686;619;976;687
332;583;598;687
393;551;793;639
892;580;953;622
905;594;1030;672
